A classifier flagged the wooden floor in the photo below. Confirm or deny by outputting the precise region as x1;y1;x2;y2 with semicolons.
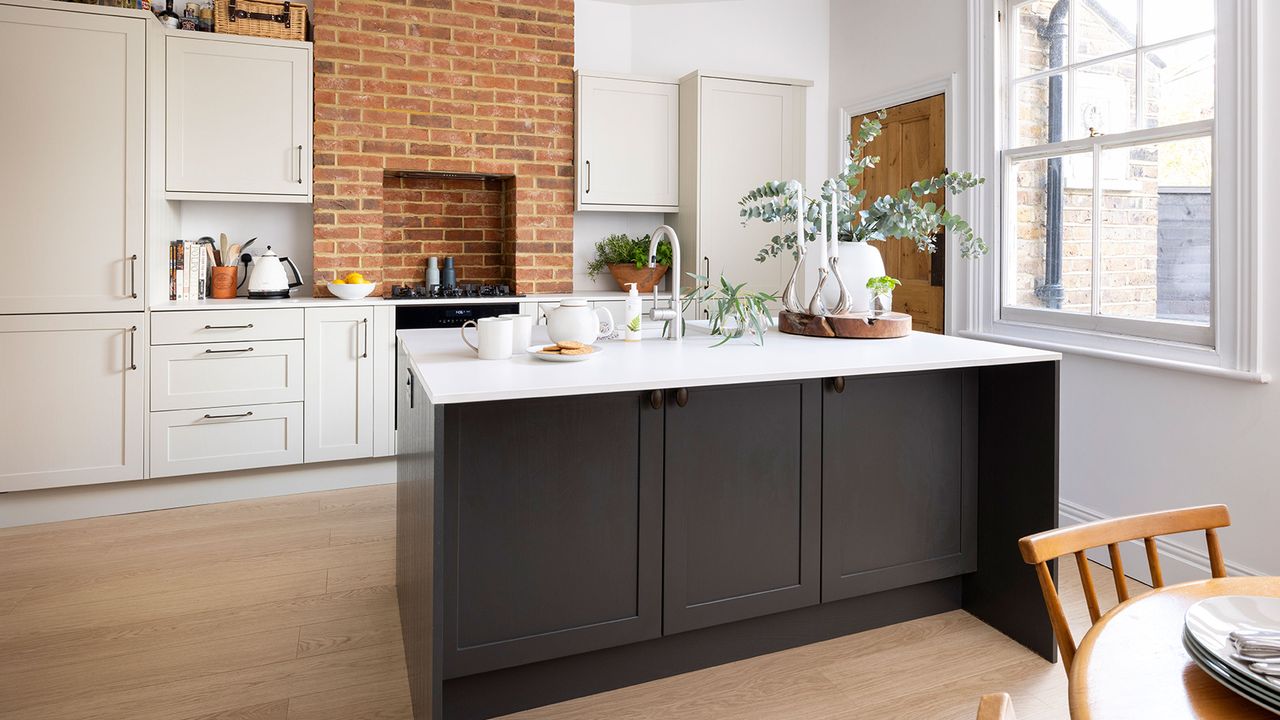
0;485;1147;720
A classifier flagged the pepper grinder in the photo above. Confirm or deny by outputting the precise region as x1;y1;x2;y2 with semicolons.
441;257;456;289
425;256;440;290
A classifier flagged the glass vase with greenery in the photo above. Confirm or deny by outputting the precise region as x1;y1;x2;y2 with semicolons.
671;273;777;347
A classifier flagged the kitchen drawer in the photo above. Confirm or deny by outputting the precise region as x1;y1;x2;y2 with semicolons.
150;309;303;345
149;402;303;478
150;339;303;411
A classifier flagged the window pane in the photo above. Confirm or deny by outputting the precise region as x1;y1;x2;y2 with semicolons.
1076;0;1137;61
1010;153;1094;313
1013;73;1068;148
1072;56;1137;138
1014;0;1067;77
1144;36;1215;127
1098;137;1211;323
1142;0;1213;45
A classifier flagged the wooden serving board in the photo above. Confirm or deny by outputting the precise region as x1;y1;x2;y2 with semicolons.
778;310;912;339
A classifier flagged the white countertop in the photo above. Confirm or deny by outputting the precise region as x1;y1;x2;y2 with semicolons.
400;324;1061;405
149;290;669;311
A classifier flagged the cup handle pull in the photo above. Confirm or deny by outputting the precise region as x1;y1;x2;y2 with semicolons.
460;320;479;354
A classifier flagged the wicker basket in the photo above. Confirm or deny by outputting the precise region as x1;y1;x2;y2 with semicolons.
214;0;307;41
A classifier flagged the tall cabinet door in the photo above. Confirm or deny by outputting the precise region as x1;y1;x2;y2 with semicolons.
697;77;803;300
304;307;375;462
0;6;144;314
166;35;311;197
663;379;821;634
0;314;144;491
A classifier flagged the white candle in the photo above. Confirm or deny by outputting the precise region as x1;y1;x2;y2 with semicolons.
829;192;839;257
817;197;828;267
791;180;804;253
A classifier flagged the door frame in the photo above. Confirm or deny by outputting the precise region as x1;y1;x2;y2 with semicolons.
836;74;961;335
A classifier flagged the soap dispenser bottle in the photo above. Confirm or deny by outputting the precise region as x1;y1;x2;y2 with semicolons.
624;282;642;341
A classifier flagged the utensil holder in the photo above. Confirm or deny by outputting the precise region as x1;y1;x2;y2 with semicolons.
211;266;238;299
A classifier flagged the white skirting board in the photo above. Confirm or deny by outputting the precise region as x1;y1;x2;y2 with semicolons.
1059;499;1265;585
0;458;394;529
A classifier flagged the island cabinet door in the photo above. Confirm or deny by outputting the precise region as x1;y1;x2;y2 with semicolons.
662;379;822;635
441;391;664;677
821;370;978;603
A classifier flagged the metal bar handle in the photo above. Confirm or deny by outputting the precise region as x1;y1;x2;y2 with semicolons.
204;323;254;330
296;145;303;184
406;369;415;409
203;411;254;419
128;325;137;371
204;347;254;354
129;254;138;299
584;160;591;194
361;317;369;358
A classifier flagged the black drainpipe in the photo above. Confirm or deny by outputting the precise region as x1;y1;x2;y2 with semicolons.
1035;0;1068;309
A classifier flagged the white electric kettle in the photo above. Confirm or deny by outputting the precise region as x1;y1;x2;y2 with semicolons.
246;247;304;299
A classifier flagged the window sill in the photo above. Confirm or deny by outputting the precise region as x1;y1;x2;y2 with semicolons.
958;329;1269;384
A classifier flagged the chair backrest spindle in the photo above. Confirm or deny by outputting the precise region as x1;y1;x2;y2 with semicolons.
1018;504;1230;674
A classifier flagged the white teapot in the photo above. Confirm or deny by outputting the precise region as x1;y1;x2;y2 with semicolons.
544;299;614;346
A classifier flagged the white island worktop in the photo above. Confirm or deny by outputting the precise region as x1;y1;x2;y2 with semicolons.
399;324;1060;405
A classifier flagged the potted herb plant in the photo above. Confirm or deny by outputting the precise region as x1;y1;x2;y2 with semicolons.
586;233;673;293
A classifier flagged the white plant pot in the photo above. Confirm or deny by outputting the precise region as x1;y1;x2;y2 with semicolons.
825;242;885;313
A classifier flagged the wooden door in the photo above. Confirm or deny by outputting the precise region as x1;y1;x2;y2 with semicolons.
304;307;375;462
576;74;679;210
441;391;663;677
166;36;311;197
854;94;946;333
698;77;804;304
0;6;145;314
663;380;821;634
0;313;144;491
821;370;977;602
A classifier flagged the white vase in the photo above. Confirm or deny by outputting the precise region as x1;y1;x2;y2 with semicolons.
825;242;885;313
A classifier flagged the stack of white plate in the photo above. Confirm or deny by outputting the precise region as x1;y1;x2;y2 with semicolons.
1183;595;1280;714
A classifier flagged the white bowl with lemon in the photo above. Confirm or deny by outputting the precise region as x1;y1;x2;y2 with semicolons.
327;272;376;300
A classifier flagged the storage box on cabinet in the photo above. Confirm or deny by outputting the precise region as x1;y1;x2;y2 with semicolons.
149;402;303;478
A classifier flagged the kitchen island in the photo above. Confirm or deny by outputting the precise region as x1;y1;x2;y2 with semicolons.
396;326;1061;719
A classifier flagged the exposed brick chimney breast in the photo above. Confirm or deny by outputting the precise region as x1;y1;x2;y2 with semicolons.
311;0;576;295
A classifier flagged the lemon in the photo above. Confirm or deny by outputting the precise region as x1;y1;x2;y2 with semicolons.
344;272;365;284
331;278;346;285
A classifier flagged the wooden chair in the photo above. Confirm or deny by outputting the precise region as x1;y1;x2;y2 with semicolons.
976;692;1016;719
1018;504;1231;672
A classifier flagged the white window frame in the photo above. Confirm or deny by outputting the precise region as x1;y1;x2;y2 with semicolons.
958;0;1263;382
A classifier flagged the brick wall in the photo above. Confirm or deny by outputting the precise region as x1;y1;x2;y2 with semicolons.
311;0;576;295
381;174;512;286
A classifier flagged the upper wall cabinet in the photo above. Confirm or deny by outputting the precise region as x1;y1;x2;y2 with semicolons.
166;35;312;202
0;4;145;314
575;72;679;212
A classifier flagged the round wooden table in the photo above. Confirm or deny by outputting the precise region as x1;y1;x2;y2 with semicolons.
1070;576;1280;719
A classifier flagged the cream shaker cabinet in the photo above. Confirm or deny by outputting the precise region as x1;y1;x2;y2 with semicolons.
668;72;808;308
304;306;375;462
0;4;145;314
0;314;145;492
575;73;679;212
165;34;312;200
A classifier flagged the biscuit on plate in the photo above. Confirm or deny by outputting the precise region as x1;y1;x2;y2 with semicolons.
556;340;585;350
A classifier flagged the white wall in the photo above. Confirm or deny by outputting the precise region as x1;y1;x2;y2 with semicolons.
574;0;831;292
829;1;1279;576
178;201;315;294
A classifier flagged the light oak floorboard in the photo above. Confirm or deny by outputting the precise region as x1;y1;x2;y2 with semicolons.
0;485;1150;719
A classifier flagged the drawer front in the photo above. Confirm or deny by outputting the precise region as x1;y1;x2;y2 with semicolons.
150;340;303;411
150;309;304;345
149;402;303;478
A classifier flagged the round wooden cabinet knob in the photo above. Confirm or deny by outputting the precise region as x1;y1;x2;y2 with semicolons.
832;376;846;393
674;388;689;407
649;389;663;410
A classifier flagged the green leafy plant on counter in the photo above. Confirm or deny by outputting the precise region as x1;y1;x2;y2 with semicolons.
585;233;674;279
738;110;988;262
672;273;777;347
866;275;901;297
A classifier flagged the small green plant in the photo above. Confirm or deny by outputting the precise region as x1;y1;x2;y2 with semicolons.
585;233;674;279
738;110;987;262
866;275;901;297
675;273;777;347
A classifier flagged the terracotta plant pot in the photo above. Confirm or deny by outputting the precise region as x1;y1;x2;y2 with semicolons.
607;263;668;294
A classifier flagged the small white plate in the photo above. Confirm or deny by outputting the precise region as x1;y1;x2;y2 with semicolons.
527;344;601;362
1185;596;1280;697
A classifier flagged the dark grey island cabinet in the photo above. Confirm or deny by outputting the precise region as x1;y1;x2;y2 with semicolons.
397;347;1059;720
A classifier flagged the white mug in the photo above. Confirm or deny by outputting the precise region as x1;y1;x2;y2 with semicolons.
461;317;513;360
499;313;533;351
